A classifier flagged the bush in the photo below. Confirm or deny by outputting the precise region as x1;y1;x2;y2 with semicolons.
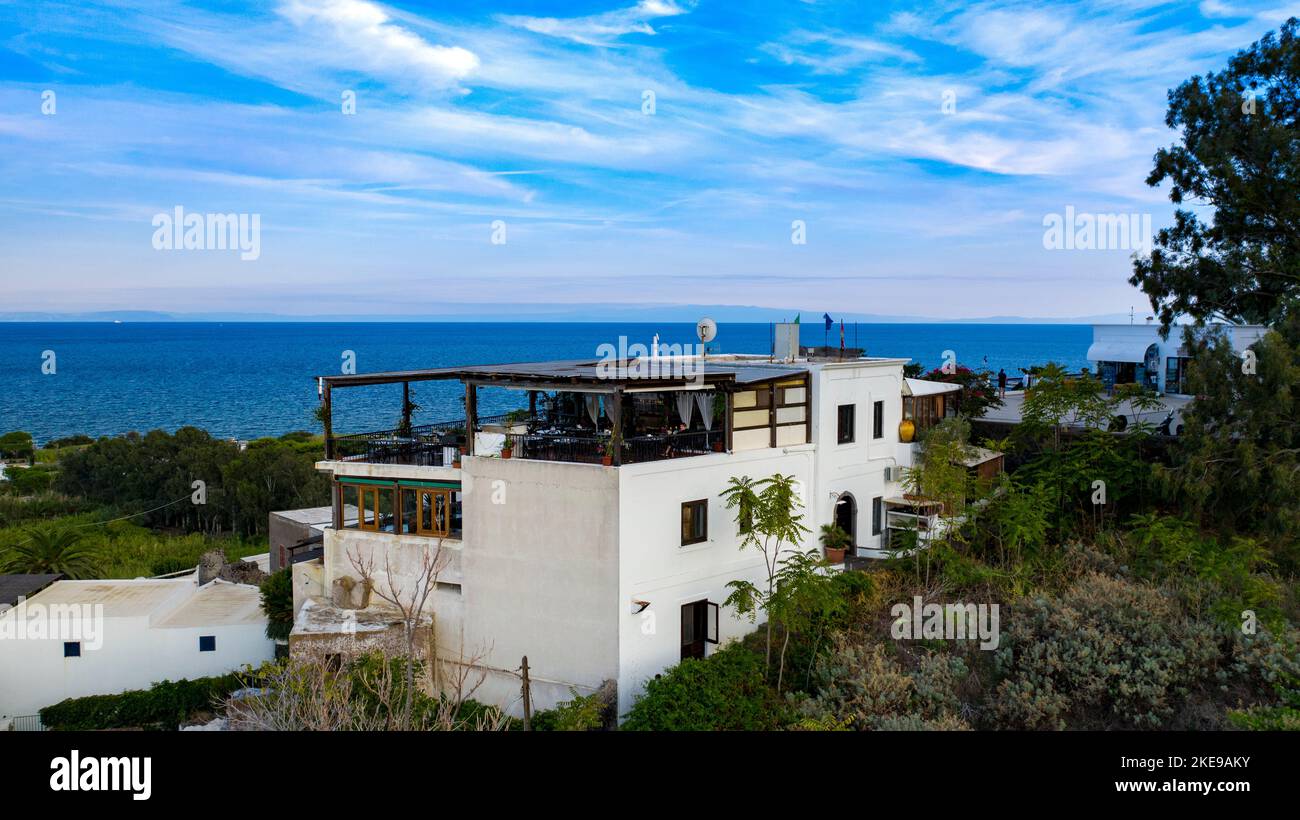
40;673;246;730
622;643;786;730
992;573;1220;729
260;568;294;641
3;465;55;496
800;639;972;730
531;688;608;731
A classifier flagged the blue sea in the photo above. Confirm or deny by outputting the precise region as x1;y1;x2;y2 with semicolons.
0;323;1091;444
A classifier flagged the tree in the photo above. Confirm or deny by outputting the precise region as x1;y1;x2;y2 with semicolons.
259;568;294;642
1131;18;1300;331
0;431;34;463
720;473;810;673
347;542;450;731
2;524;98;578
1159;318;1300;541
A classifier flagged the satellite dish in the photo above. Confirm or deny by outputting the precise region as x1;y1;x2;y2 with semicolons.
696;317;717;344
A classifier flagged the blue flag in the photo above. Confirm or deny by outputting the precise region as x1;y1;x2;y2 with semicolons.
823;313;833;330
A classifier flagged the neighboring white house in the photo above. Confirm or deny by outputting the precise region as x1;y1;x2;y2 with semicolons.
0;574;274;726
1088;322;1268;395
293;336;984;719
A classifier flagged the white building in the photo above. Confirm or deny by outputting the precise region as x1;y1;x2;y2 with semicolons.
0;574;274;726
1088;322;1268;395
294;345;980;718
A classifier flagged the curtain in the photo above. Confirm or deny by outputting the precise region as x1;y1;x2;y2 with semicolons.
675;392;694;427
584;394;600;427
695;391;715;431
604;396;615;421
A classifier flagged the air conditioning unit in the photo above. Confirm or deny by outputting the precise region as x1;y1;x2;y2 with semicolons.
885;466;905;482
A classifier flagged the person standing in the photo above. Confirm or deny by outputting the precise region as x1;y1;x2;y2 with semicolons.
997;368;1008;397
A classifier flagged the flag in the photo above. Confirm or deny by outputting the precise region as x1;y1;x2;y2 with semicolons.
840;319;845;351
823;313;834;331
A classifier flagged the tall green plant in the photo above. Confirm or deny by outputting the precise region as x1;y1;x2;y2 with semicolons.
720;473;810;673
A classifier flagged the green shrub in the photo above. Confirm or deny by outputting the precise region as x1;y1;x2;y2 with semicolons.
260;568;294;641
622;643;786;730
3;465;56;496
40;673;246;730
800;639;971;730
992;573;1220;729
531;688;607;731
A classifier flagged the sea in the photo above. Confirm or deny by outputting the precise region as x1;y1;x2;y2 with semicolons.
0;322;1092;444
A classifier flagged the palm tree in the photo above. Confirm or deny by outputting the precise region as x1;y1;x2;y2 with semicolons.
2;524;98;578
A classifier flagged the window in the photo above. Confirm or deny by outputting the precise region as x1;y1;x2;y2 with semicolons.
400;487;456;538
199;635;216;652
681;600;720;659
681;499;708;545
873;400;884;439
63;641;80;658
350;483;397;532
837;404;855;444
872;496;883;536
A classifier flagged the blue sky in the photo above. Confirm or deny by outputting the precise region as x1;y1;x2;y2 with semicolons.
1;0;1296;318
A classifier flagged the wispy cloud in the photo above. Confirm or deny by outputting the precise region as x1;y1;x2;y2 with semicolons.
497;0;692;46
0;0;1292;316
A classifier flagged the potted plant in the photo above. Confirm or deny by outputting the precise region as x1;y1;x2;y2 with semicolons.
819;523;851;564
501;434;514;459
601;438;615;466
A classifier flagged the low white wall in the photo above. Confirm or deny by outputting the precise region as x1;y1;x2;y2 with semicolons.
0;618;273;721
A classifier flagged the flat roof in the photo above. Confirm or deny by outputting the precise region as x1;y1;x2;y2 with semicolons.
154;580;265;628
14;579;192;618
321;357;813;390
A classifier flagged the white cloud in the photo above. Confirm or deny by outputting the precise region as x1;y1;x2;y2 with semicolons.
278;0;478;85
497;0;691;46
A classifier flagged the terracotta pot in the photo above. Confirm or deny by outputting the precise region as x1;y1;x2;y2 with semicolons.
899;419;915;442
711;442;724;452
601;455;613;466
452;460;462;469
824;546;846;564
501;449;512;459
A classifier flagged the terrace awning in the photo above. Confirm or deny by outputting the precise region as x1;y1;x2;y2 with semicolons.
902;378;961;397
1086;340;1156;363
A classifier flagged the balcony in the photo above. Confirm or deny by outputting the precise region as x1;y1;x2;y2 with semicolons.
509;428;725;465
316;357;811;469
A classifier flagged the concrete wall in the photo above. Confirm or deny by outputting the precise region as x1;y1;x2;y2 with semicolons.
268;514;311;573
459;456;621;714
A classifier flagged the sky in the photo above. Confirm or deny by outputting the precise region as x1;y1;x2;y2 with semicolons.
0;0;1297;319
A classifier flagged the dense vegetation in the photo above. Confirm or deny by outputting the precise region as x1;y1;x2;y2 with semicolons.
40;673;247;731
0;427;326;578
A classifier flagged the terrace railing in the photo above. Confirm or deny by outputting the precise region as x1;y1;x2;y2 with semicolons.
513;428;725;465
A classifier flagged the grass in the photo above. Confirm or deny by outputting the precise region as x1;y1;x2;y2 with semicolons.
0;512;266;579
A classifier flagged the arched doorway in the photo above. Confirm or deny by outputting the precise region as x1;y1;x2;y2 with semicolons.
834;493;857;553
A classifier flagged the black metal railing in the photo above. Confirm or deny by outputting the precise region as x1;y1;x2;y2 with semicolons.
331;412;531;465
332;415;725;467
513;428;725;465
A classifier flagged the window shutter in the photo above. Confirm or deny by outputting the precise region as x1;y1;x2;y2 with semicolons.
706;602;720;643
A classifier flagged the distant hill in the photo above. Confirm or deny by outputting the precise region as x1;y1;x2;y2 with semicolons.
0;304;1138;324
